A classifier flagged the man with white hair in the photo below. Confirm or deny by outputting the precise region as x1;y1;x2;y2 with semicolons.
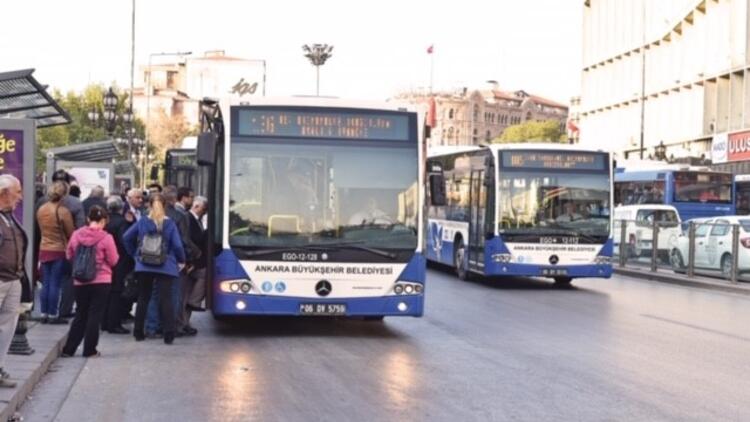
181;196;208;330
82;185;106;216
0;175;28;388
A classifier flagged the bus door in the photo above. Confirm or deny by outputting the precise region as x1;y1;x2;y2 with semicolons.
468;169;486;272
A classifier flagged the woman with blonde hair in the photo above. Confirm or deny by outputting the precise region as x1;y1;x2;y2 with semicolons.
36;181;75;323
123;193;185;344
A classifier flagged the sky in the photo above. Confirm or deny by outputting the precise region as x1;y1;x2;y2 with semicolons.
2;0;582;104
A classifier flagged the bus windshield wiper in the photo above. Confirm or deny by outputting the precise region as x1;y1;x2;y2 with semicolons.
235;242;397;259
304;241;398;260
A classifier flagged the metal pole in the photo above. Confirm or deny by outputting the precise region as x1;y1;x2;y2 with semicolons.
262;60;267;96
731;224;739;283
145;53;152;188
687;221;695;277
128;0;136;160
316;65;320;96
639;0;646;159
619;219;627;267
651;217;658;272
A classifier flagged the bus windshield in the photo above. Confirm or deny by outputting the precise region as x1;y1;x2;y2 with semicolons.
673;171;732;203
498;171;611;240
227;141;418;251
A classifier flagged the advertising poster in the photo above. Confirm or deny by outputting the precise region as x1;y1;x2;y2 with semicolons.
0;129;24;223
63;166;112;198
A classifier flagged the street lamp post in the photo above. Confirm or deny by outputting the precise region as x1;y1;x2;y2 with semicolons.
302;44;334;96
145;50;192;188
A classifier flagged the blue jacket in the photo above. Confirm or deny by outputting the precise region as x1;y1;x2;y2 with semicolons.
123;216;186;277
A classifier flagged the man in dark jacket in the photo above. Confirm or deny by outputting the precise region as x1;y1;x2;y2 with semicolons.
82;186;107;216
0;175;30;388
102;195;134;334
180;196;208;333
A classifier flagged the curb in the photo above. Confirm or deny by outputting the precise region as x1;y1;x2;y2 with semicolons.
614;267;750;295
0;322;68;422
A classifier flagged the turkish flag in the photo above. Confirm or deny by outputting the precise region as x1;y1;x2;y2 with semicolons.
427;44;434;54
567;119;579;133
426;96;437;128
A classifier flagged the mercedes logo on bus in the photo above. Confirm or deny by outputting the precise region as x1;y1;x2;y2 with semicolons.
549;255;559;265
315;280;332;297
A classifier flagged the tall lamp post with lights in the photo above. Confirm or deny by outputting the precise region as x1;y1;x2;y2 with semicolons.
302;44;334;96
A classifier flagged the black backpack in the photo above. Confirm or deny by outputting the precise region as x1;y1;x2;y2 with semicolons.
71;238;103;282
139;224;167;266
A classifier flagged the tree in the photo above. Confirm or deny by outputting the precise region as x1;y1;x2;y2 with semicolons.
147;109;198;156
35;84;146;171
494;119;567;143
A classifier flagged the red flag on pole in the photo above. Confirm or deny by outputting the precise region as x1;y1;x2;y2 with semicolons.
427;96;437;128
567;119;579;133
427;44;434;54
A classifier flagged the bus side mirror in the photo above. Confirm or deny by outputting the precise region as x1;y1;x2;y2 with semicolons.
197;132;218;166
149;165;159;182
484;167;494;186
429;174;447;206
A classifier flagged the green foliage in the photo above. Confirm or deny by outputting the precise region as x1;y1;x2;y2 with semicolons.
35;84;146;171
494;119;566;143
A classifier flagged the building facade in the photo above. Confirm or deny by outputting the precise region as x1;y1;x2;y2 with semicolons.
393;83;568;147
580;0;750;164
131;50;266;127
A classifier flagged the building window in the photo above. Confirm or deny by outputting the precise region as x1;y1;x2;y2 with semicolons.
449;109;454;119
473;104;479;121
526;111;532;121
486;130;491;142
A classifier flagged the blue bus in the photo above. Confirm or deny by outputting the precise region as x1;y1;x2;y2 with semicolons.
425;144;613;285
196;98;424;319
614;168;734;220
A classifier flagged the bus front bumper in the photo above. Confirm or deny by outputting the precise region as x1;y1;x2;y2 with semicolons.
483;262;613;278
212;293;424;317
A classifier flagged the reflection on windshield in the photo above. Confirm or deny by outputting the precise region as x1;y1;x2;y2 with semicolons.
499;171;611;238
228;142;418;250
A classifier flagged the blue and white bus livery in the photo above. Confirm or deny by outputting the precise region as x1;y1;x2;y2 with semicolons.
426;144;613;285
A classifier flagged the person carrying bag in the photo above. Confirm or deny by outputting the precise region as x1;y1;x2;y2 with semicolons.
122;193;185;345
61;206;119;357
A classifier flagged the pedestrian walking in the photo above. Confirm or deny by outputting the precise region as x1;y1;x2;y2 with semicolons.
180;196;209;333
36;180;75;324
123;193;186;344
0;175;29;388
61;206;119;357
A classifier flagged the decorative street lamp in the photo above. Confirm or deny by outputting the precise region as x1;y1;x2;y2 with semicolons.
102;87;119;134
302;44;334;96
655;141;667;161
88;86;136;158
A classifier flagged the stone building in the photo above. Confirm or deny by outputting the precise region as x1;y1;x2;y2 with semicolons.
393;83;568;147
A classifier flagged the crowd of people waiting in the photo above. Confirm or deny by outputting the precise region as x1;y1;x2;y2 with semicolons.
31;170;210;358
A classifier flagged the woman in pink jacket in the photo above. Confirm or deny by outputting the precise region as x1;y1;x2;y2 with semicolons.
62;206;119;358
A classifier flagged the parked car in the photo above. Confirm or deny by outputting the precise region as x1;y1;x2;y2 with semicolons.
670;216;750;278
614;205;681;260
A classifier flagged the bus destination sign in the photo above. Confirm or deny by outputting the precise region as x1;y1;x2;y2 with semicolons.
236;109;410;141
502;151;607;171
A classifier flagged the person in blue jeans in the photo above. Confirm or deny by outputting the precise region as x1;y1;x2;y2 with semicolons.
36;181;75;324
123;193;185;344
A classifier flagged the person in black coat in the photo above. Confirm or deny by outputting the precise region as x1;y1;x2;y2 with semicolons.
102;195;134;334
82;186;107;216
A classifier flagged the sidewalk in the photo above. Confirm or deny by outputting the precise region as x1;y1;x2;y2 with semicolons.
0;320;68;422
615;266;750;295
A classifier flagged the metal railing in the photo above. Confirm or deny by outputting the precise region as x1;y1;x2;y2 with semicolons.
613;219;747;284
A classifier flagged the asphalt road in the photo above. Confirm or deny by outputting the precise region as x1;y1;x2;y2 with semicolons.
20;267;750;422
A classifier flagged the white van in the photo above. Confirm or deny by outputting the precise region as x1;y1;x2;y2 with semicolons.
613;205;682;259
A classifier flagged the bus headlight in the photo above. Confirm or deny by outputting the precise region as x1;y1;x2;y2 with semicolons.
220;279;255;295
492;254;512;263
594;256;611;265
391;282;423;295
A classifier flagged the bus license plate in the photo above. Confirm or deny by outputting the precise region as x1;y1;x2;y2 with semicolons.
299;303;347;316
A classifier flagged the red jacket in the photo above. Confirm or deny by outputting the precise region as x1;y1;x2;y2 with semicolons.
65;226;119;286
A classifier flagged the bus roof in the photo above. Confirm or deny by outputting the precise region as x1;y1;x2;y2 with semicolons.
427;143;608;158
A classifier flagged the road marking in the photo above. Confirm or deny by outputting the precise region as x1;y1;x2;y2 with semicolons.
641;314;750;343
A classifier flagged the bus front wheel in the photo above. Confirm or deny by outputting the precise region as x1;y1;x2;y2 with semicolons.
553;277;573;286
454;238;469;280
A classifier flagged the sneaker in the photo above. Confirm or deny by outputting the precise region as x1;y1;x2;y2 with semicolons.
186;304;206;312
48;317;69;325
83;351;101;358
0;378;16;388
181;326;198;336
